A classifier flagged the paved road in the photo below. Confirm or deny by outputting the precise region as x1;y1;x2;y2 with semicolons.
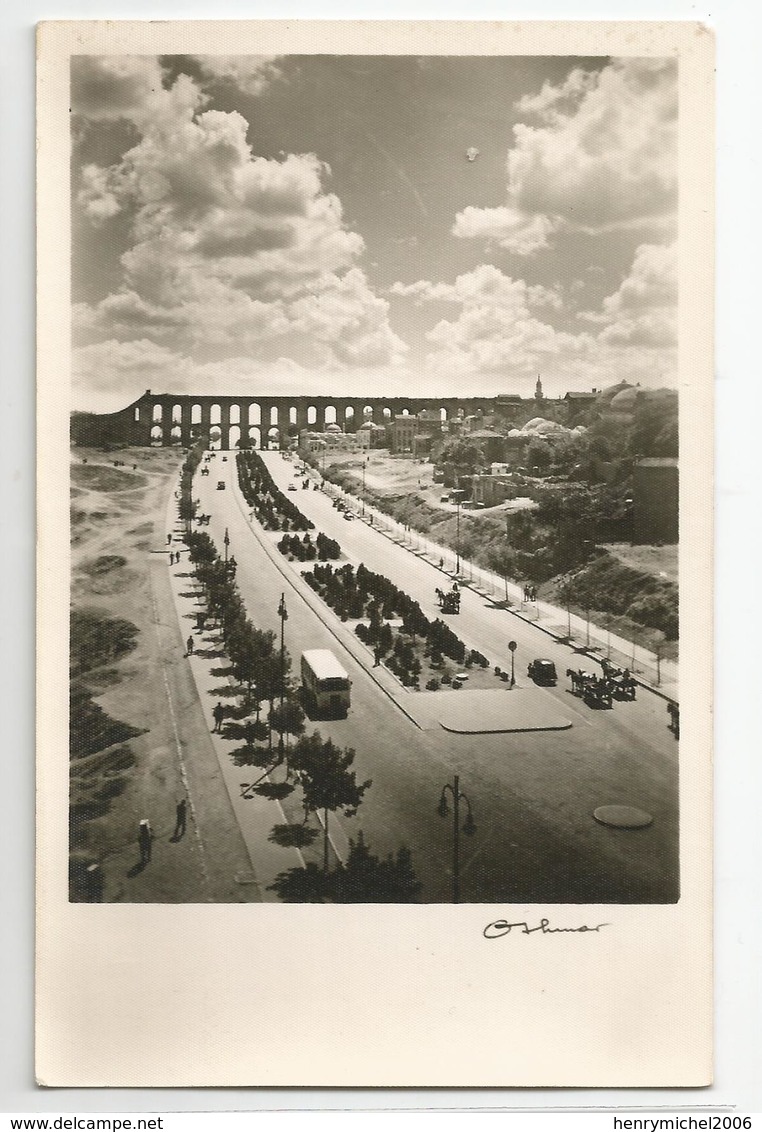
194;453;679;903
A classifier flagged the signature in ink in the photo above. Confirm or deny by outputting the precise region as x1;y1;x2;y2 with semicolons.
483;917;610;939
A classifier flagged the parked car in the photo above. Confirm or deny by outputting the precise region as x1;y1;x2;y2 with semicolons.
527;659;557;686
440;494;450;503
287;483;297;491
343;512;354;521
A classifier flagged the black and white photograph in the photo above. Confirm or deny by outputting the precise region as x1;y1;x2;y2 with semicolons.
36;19;713;1088
66;48;685;906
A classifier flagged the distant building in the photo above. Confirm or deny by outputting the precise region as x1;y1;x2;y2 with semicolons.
563;390;599;421
389;409;443;455
389;414;416;454
298;427;370;453
357;420;388;449
471;474;518;508
633;458;678;544
466;428;506;463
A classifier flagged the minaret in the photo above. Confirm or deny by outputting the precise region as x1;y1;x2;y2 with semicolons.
535;374;544;402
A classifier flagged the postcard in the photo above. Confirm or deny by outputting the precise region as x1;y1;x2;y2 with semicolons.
37;19;713;1087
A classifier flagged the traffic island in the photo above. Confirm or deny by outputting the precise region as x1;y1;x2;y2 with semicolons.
396;688;573;734
593;805;654;829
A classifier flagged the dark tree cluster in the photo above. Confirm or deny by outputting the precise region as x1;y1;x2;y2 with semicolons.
304;562;475;678
178;445;204;532
236;450;314;532
186;529;398;887
187;530;297;756
268;831;421;903
277;530;342;563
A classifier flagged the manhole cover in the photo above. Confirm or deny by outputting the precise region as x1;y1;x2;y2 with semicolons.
593;805;653;829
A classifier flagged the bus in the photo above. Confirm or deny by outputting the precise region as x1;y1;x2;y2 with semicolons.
301;649;351;718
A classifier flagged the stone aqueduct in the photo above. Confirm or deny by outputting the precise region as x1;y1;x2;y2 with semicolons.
80;390;504;450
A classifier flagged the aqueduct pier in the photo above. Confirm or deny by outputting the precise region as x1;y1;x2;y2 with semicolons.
72;390;507;449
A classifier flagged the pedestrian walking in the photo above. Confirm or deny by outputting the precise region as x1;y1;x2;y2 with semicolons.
173;798;187;840
167;534;172;546
186;635;194;656
138;819;153;866
373;647;382;668
212;702;225;732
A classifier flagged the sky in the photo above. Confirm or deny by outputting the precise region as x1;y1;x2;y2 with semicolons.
71;54;678;412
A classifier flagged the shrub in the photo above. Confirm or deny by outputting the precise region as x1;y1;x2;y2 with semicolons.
426;678;440;691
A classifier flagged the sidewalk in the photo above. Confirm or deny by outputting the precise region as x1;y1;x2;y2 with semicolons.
163;482;307;902
322;478;678;704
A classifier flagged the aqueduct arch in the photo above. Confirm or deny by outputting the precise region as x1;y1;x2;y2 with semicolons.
76;390;497;448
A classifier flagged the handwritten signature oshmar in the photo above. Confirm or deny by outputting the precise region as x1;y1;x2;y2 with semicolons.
484;918;610;939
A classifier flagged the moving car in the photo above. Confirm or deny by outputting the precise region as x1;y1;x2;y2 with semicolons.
287;483;297;491
217;480;225;491
527;659;557;686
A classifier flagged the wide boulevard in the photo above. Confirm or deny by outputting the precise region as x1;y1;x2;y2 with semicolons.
194;451;679;904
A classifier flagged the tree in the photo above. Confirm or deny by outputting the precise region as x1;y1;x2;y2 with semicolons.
331;833;422;902
486;545;516;603
437;437;486;476
269;698;306;759
267;862;328;902
292;733;372;871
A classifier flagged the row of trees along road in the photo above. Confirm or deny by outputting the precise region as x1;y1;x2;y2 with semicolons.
185;470;422;899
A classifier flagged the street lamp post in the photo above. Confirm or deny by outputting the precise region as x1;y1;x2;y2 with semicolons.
437;774;476;904
361;457;368;517
455;498;461;576
223;527;230;564
508;640;517;688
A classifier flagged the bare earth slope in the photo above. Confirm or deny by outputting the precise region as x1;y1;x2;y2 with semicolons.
70;448;257;902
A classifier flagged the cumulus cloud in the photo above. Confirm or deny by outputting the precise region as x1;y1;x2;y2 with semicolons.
74;62;405;373
72;338;188;409
71;57;206;132
453;58;677;255
578;242;677;348
390;258;676;389
452;205;558;256
391;265;563;313
191;55;281;96
414;265;569;375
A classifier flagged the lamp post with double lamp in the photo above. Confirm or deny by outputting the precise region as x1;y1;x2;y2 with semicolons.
437;775;476;904
223;527;230;564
